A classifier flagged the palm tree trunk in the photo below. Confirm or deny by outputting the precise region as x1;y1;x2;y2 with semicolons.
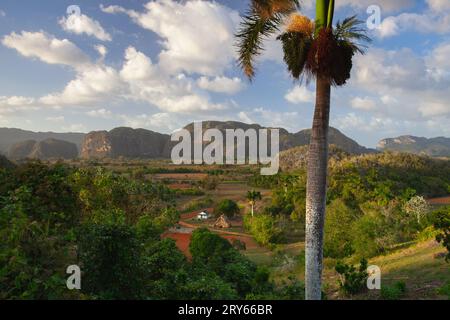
251;203;254;217
305;74;331;300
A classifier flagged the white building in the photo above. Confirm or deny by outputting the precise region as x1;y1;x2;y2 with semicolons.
197;211;210;220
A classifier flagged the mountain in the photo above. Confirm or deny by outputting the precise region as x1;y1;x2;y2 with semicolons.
182;121;374;155
0;128;85;155
377;135;450;157
8;139;79;160
1;122;373;161
279;145;350;172
292;127;375;154
81;127;170;159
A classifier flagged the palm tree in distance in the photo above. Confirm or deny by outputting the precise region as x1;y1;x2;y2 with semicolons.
236;0;371;300
247;190;262;217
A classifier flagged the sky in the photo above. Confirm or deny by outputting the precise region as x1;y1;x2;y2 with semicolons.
0;0;449;147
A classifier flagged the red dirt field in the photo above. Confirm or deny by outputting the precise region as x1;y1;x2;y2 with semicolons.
167;183;193;190
153;173;208;180
427;196;450;205
162;231;259;257
162;232;192;258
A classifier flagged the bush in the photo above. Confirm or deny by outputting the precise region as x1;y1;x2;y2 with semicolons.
380;281;406;300
77;223;144;299
432;206;450;262
244;214;282;246
215;199;240;218
324;199;357;258
335;258;369;295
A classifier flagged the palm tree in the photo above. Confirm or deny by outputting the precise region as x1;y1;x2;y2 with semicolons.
236;0;370;300
247;190;262;216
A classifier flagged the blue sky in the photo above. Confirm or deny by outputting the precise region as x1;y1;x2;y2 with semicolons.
0;0;449;147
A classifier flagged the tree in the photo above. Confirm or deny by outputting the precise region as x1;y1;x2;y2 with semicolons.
247;190;262;217
216;199;240;218
236;0;370;299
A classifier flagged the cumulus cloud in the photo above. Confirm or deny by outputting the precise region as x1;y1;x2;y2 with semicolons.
59;13;112;41
120;112;184;132
40;65;124;106
2;31;90;68
351;97;377;111
427;0;450;11
351;45;450;121
86;108;112;119
46;116;65;122
119;47;227;113
377;1;450;38
301;0;414;13
94;45;108;60
285;86;315;104
101;0;240;76
197;76;244;94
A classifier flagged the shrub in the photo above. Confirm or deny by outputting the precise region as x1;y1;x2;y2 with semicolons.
244;214;282;246
323;199;357;258
380;281;406;300
335;258;369;295
215;199;240;218
432;206;450;262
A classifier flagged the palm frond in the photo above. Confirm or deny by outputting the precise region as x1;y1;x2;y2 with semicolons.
236;13;282;79
333;15;372;54
277;32;312;81
252;0;300;20
236;1;300;80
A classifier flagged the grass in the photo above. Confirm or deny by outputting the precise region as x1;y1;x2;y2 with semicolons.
254;239;449;300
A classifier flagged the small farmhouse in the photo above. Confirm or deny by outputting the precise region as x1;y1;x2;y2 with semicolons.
197;211;210;220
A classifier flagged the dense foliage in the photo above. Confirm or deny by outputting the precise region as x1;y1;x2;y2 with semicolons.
0;161;295;299
248;152;450;259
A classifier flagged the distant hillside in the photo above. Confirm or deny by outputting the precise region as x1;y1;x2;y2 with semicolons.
279;145;350;171
9;138;79;160
81;127;170;159
377;135;450;157
182;121;373;155
1;122;374;160
0;128;85;155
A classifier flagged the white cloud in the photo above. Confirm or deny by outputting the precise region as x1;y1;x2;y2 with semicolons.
351;97;377;111
301;0;414;13
120;47;227;113
120;47;157;81
2;31;90;68
101;0;240;76
62;123;87;132
351;45;450;121
94;45;108;60
427;0;450;11
285;86;314;104
86;108;112;119
59;13;112;41
419;102;449;117
0;96;34;107
427;42;450;70
197;76;244;94
376;11;450;38
46;116;65;123
120;112;184;132
237;108;300;132
40;65;124;106
0;10;6;17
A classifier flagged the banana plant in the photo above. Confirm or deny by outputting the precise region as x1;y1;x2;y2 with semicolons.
236;0;371;300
